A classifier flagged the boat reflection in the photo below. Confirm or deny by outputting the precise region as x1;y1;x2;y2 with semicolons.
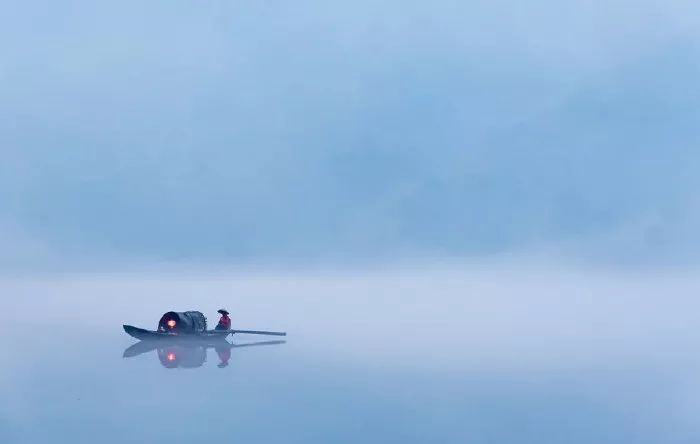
123;339;286;369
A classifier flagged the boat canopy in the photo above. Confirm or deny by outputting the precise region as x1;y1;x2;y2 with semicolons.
158;311;208;333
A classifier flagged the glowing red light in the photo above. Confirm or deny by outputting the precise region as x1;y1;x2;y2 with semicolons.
167;320;176;328
167;353;177;361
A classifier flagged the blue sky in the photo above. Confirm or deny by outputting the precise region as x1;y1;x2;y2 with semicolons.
1;0;699;265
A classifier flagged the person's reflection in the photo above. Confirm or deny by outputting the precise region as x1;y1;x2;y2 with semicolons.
215;344;231;368
123;340;285;369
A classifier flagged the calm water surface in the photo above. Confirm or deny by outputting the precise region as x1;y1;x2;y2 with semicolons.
2;267;699;443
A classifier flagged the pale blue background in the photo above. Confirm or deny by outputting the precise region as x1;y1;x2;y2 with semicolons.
1;3;700;443
2;0;699;267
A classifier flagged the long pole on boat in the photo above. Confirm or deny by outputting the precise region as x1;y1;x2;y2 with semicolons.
230;329;287;337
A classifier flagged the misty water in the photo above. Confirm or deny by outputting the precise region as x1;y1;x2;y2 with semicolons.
2;264;700;443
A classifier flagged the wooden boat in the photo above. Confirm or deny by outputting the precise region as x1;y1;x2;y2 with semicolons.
123;310;286;342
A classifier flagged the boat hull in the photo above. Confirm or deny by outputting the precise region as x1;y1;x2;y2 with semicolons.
123;324;231;341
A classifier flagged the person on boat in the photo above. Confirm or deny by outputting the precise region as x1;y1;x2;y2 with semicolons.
215;309;231;331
